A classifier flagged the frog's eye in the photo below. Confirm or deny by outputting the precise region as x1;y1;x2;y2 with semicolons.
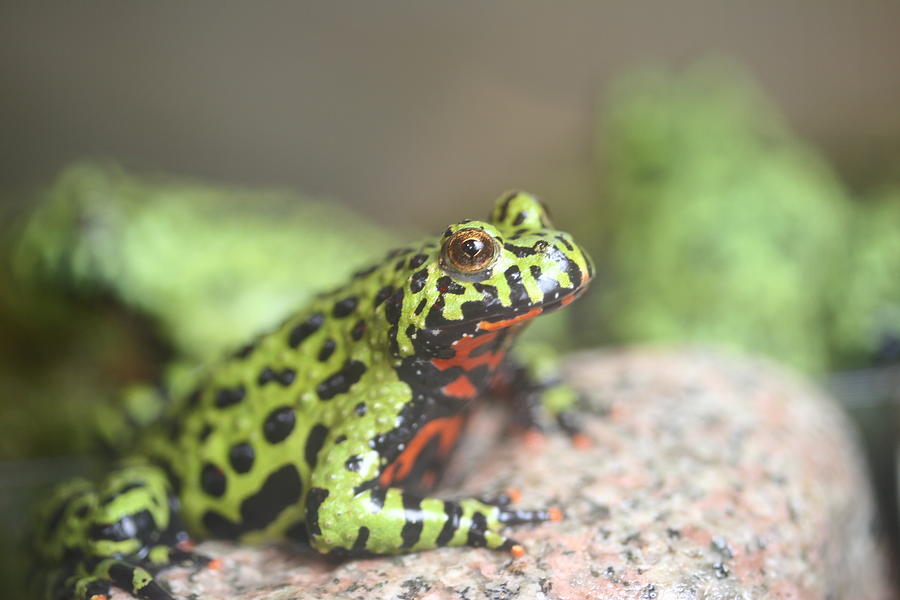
440;228;499;276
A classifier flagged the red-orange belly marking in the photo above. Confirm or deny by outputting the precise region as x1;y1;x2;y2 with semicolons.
379;414;465;487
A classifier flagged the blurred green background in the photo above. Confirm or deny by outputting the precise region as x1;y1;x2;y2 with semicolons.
2;1;899;593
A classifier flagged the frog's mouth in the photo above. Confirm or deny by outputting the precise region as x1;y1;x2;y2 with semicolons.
473;279;589;332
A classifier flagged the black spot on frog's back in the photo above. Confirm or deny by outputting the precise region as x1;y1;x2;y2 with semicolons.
332;296;358;318
202;464;303;538
239;464;303;530
289;313;324;348
305;423;329;469
410;269;428;293
215;385;246;409
201;463;227;497
263;406;296;444
316;360;367;400
228;442;255;474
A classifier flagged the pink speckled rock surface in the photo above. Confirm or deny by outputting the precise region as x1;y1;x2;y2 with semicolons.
114;349;893;599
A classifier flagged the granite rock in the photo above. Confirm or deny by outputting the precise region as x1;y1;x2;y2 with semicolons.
114;350;892;599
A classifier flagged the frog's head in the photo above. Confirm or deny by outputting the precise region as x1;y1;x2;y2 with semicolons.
386;191;592;360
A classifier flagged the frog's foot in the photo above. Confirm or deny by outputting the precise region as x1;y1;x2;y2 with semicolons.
32;461;190;600
63;559;174;600
143;539;219;571
306;484;562;557
478;487;522;508
556;408;592;449
492;346;590;448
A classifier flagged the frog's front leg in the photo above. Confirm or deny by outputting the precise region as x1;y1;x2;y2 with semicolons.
304;414;560;556
490;343;588;446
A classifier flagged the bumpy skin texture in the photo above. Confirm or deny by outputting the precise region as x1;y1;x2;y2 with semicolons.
31;192;593;600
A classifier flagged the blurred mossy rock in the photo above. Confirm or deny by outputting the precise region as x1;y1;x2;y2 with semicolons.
586;62;852;373
12;162;398;363
829;188;900;367
125;350;891;600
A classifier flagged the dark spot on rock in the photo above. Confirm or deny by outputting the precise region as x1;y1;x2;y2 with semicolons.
713;562;730;579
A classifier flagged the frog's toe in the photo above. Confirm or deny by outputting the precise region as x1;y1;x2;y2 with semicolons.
497;505;563;526
479;487;521;508
521;428;547;450
69;576;111;600
556;409;592;448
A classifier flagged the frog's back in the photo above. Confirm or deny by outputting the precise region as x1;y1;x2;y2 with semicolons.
140;258;408;543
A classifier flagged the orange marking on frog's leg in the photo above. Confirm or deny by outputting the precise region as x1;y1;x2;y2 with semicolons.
510;544;526;558
560;295;576;307
378;415;466;487
477;307;542;331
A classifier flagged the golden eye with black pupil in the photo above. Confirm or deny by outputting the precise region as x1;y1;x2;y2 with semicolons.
440;228;499;275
